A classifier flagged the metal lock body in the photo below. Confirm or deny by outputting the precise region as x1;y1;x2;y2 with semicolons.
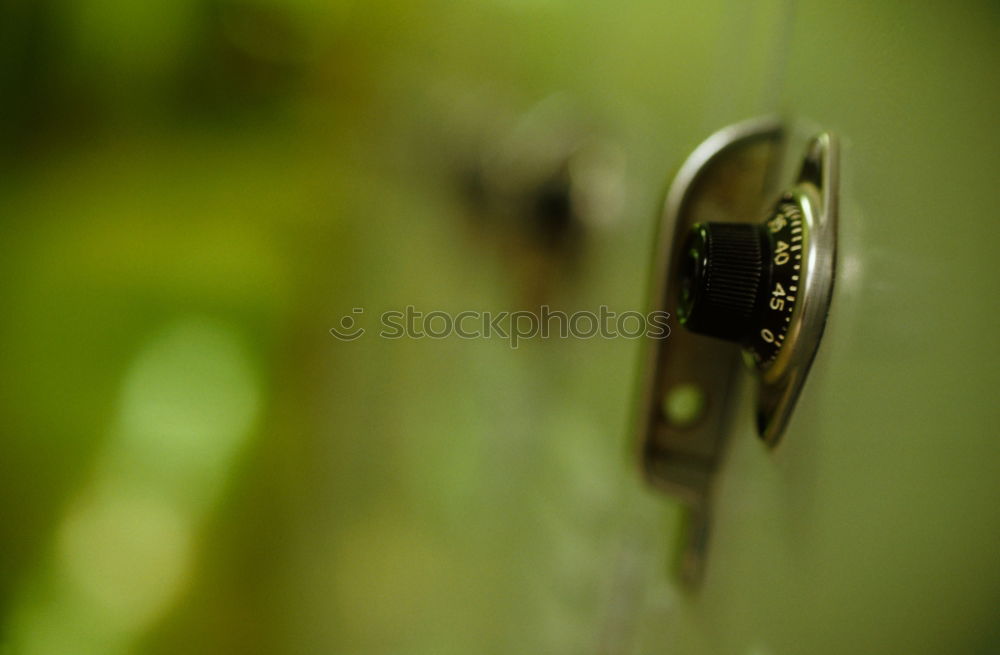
635;118;838;583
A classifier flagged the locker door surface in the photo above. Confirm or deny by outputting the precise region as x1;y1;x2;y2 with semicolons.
632;3;1000;654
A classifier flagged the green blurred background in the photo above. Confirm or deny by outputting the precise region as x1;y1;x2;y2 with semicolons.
0;1;744;652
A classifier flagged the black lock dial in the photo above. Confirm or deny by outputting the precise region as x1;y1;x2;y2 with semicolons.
677;193;806;366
